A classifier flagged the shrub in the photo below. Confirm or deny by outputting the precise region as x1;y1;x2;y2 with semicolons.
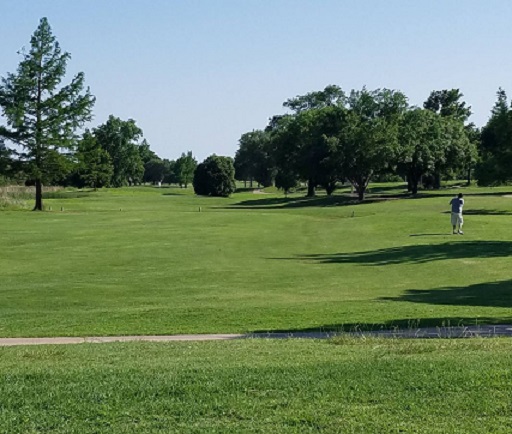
193;155;236;197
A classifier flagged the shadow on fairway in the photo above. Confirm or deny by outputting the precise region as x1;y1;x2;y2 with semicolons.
458;209;512;216
227;194;387;209
286;241;512;265
381;279;512;308
409;233;449;237
228;188;512;210
416;190;512;199
251;314;512;334
252;280;512;334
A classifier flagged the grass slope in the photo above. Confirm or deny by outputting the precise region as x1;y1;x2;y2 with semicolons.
1;184;512;336
1;338;512;433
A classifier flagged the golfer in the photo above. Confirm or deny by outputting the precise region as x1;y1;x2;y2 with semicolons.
449;193;464;234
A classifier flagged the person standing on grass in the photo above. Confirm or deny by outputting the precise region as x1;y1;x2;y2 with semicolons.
450;193;464;234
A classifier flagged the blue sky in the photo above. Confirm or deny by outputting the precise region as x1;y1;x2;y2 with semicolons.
1;1;512;161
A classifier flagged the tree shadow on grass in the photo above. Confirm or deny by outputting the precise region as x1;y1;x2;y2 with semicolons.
251;315;512;334
455;209;512;216
381;279;512;308
251;280;512;333
416;190;512;199
221;186;512;210
283;241;512;266
227;194;387;210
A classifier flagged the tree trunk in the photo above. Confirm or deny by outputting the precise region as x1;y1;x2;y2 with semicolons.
410;171;419;195
325;182;336;196
411;180;418;195
357;184;365;201
433;172;441;189
33;179;43;211
466;166;471;186
307;177;315;197
407;176;412;192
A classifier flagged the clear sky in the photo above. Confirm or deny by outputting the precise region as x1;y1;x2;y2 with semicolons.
1;1;512;161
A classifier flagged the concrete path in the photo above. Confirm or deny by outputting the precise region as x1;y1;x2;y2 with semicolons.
1;325;512;346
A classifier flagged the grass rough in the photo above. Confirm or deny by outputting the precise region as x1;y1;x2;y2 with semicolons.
0;338;512;433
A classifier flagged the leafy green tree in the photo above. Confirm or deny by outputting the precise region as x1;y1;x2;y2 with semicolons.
424;89;474;187
270;105;346;196
274;166;298;195
424;89;472;123
284;84;346;113
463;123;480;185
0;17;95;210
341;88;408;200
76;130;113;190
234;130;274;188
138;139;158;165
143;158;167;185
438;117;473;182
163;159;177;185
94;115;144;187
398;109;450;194
193;155;236;197
174;151;197;188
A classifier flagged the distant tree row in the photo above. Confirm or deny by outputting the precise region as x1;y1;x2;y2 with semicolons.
235;86;481;200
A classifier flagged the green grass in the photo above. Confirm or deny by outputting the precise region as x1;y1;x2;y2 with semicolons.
2;183;512;337
1;338;512;433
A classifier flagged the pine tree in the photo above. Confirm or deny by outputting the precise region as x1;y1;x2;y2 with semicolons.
0;18;95;210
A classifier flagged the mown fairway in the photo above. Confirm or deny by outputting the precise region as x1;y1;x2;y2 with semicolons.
1;338;512;433
1;184;512;337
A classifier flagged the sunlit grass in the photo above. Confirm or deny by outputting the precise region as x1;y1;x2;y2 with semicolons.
1;183;512;337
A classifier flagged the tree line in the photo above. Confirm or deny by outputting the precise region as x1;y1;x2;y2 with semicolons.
233;86;497;200
2;18;512;208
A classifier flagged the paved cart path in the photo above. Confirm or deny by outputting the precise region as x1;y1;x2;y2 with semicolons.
2;325;512;346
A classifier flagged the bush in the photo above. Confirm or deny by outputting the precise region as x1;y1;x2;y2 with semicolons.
193;155;236;197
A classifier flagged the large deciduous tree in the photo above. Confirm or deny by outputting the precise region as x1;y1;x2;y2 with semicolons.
270;105;346;197
424;89;472;123
398;109;454;194
424;89;474;187
94;115;144;187
76;130;113;190
234;130;274;188
341;88;408;200
143;158;167;185
0;17;95;210
174;151;197;188
283;84;346;113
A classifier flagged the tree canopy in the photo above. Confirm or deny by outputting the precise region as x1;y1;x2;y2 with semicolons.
193;155;236;197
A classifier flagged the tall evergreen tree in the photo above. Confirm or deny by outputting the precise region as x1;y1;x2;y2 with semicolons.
476;89;512;185
0;18;95;210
